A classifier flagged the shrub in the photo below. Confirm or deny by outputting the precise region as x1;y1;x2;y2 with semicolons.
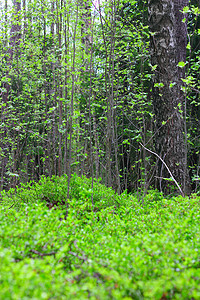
1;177;200;299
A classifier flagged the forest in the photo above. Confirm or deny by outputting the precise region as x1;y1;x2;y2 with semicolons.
0;0;200;299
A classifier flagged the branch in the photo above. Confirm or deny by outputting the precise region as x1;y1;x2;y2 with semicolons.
140;143;184;197
29;249;56;257
68;251;88;262
8;203;15;209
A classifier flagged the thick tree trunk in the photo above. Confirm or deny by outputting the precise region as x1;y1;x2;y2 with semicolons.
148;0;190;195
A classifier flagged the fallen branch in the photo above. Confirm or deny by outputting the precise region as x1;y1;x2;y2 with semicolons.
67;240;88;262
140;143;184;197
68;251;88;262
29;249;56;257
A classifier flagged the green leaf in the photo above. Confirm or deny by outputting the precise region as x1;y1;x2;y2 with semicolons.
178;61;186;68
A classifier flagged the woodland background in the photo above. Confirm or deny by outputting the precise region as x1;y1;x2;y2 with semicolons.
1;2;200;298
0;0;200;195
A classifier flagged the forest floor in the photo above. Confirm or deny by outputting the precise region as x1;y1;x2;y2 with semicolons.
0;175;200;299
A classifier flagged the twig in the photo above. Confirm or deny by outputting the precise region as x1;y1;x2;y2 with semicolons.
140;143;184;197
67;240;88;261
68;251;88;262
8;203;15;209
29;249;56;257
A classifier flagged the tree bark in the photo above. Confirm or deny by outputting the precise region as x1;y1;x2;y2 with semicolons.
0;0;21;190
148;0;191;195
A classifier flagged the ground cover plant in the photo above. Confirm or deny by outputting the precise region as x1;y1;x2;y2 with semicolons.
1;175;200;299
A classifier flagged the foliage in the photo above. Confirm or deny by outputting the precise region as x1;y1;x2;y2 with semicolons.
1;176;200;299
0;0;199;194
1;174;120;211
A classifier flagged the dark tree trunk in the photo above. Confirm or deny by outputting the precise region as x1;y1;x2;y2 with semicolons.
0;0;21;190
10;0;21;58
148;0;191;195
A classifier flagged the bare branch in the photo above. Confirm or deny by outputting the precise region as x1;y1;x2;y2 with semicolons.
29;249;56;257
140;143;184;197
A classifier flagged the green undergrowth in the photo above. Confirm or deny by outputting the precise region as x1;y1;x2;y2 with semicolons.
1;175;200;299
0;174;122;212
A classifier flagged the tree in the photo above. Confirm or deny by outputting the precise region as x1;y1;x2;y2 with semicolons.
148;0;191;195
0;0;21;190
0;0;199;194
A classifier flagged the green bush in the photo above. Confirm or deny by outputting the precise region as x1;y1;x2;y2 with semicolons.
1;177;200;299
1;174;121;212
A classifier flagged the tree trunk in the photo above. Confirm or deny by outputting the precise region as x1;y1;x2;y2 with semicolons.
148;0;190;195
0;0;21;190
